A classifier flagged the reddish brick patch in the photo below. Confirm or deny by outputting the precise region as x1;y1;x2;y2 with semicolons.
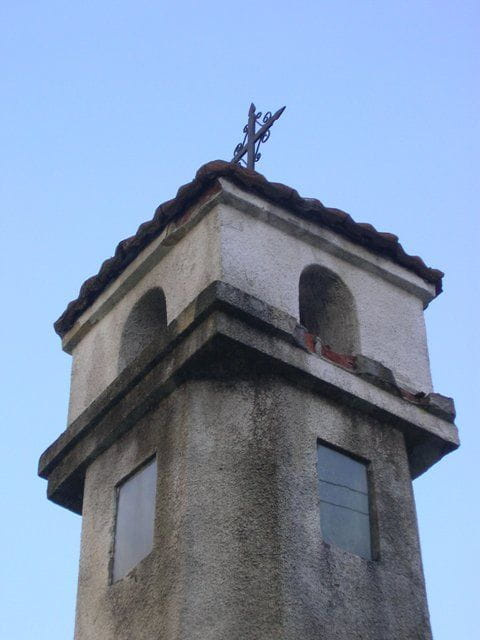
321;345;356;370
304;332;317;353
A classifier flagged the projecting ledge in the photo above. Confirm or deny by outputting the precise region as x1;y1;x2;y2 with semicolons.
38;281;458;514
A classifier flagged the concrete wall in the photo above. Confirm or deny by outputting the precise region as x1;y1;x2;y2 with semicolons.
218;202;433;393
67;207;222;423
66;185;434;425
75;378;431;640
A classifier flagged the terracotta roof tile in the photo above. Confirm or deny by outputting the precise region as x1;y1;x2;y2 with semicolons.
54;160;443;338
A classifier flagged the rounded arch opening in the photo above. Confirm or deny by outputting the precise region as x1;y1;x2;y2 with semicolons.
299;265;359;354
118;287;167;372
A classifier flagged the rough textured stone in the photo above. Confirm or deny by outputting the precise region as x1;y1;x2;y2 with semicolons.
426;392;456;421
39;171;458;640
39;282;458;516
355;353;398;391
60;182;439;425
73;378;433;639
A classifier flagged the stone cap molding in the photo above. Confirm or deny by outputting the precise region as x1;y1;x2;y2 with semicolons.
54;161;444;340
39;282;458;514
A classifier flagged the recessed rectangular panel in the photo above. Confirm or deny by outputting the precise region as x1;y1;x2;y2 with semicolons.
317;443;372;560
112;457;157;582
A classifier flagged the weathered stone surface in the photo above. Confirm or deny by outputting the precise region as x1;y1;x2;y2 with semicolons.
39;168;458;640
54;161;444;340
61;184;440;426
39;282;458;516
356;353;396;386
73;378;433;639
427;392;456;421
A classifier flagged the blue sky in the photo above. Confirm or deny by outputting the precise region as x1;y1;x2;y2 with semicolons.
1;2;478;638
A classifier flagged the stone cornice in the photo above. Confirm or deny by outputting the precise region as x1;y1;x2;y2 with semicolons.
39;282;458;514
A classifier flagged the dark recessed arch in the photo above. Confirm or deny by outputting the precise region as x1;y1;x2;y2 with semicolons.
299;265;358;354
118;288;167;372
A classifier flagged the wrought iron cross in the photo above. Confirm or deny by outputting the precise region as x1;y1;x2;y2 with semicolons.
232;103;286;170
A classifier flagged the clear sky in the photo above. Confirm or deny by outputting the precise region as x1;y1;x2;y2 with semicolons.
1;2;478;638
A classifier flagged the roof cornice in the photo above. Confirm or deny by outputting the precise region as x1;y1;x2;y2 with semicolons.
54;160;443;338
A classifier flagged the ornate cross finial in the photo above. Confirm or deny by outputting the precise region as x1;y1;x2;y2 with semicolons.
232;103;286;171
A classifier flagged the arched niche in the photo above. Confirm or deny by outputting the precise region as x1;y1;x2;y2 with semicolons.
299;265;359;354
118;288;167;372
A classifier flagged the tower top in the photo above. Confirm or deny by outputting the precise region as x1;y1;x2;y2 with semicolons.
54;160;443;339
40;154;458;640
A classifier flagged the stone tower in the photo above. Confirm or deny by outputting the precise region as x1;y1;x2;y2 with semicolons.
39;161;458;639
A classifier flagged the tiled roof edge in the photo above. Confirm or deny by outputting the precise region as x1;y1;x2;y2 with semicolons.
54;160;443;338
